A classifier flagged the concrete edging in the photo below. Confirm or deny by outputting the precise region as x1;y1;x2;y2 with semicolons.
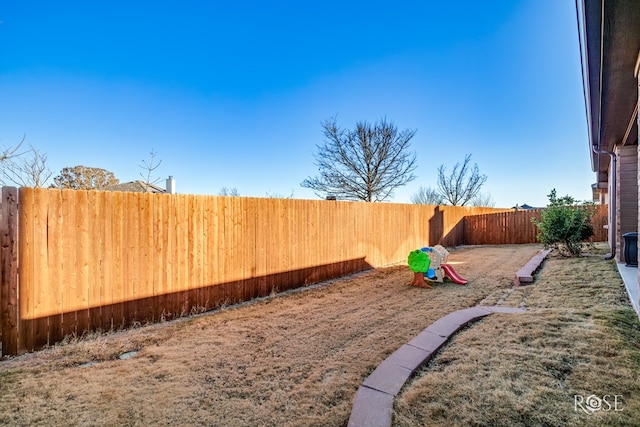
347;306;525;427
348;249;551;426
514;248;553;285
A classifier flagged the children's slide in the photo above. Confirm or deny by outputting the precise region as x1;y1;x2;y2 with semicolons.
441;264;468;285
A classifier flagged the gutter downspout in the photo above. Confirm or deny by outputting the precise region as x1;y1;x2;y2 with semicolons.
581;0;616;260
592;145;617;260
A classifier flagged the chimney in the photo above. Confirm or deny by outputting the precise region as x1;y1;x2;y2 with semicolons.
166;176;176;194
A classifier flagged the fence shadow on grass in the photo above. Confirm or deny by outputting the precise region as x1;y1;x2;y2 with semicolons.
4;257;373;356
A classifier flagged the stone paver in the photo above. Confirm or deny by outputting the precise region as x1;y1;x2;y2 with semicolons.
385;344;432;373
424;316;464;337
407;329;448;353
515;248;552;285
362;359;413;396
347;386;394;427
441;306;493;325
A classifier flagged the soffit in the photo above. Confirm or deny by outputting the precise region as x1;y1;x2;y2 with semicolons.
583;0;640;174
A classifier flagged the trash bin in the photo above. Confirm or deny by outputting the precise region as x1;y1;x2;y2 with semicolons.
622;232;638;267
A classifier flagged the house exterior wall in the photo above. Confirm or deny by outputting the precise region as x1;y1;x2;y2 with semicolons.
608;168;615;257
617;145;639;263
637;67;640;306
630;66;640;314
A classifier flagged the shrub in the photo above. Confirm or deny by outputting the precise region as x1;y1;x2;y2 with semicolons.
532;189;595;256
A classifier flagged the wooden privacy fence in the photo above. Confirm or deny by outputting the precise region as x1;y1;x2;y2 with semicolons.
463;204;608;245
0;187;505;356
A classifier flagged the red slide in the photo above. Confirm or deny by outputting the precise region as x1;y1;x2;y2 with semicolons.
441;264;468;285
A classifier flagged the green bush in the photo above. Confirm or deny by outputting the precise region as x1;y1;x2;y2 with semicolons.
532;189;595;256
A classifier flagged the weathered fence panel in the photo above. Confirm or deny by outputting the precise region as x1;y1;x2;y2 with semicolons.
1;187;504;355
1;187;19;356
463;204;608;245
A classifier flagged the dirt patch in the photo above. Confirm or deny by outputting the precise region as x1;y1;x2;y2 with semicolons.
0;244;607;426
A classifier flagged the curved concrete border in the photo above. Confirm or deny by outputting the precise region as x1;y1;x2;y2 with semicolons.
347;305;525;427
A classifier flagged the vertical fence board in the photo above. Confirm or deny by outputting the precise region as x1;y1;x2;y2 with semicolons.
193;195;205;310
164;193;175;315
223;196;234;300
18;188;34;353
200;196;211;309
330;201;342;278
379;204;389;265
152;194;166;320
99;191;114;331
205;196;221;308
111;191;125;329
60;190;77;337
139;192;154;322
232;197;244;302
284;199;294;289
300;200;311;280
322;200;335;276
186;195;196;310
307;200;320;282
165;194;177;319
242;198;256;301
351;201;360;268
1;187;19;355
289;199;302;288
75;190;90;335
223;197;236;302
176;195;189;313
276;199;287;291
87;191;103;333
215;197;226;302
32;188;49;349
124;192;139;324
47;189;64;344
303;200;314;279
194;195;204;309
253;198;267;298
265;198;279;294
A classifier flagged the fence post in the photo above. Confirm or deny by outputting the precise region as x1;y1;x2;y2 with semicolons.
1;187;19;356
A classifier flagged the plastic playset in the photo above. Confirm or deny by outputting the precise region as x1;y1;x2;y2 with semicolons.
407;245;468;288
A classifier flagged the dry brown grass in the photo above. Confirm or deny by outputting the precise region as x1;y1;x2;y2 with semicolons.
394;243;640;427
0;243;638;426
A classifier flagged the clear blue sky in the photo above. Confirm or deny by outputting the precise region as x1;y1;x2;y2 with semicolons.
1;0;593;207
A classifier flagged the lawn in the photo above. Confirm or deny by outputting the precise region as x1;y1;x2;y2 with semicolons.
0;243;638;426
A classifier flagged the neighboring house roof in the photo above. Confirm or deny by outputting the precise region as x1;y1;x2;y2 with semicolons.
577;0;640;187
106;180;167;193
511;203;538;210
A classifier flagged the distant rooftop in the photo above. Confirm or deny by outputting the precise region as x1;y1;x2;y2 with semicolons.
511;203;539;210
106;180;167;193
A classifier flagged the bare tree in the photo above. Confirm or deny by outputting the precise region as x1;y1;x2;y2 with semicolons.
0;134;29;162
218;187;241;196
301;117;417;202
52;166;119;190
139;149;162;187
265;189;295;199
470;191;496;207
436;154;487;206
0;146;52;187
411;186;444;205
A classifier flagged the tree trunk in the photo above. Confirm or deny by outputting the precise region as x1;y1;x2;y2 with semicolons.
409;272;432;288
